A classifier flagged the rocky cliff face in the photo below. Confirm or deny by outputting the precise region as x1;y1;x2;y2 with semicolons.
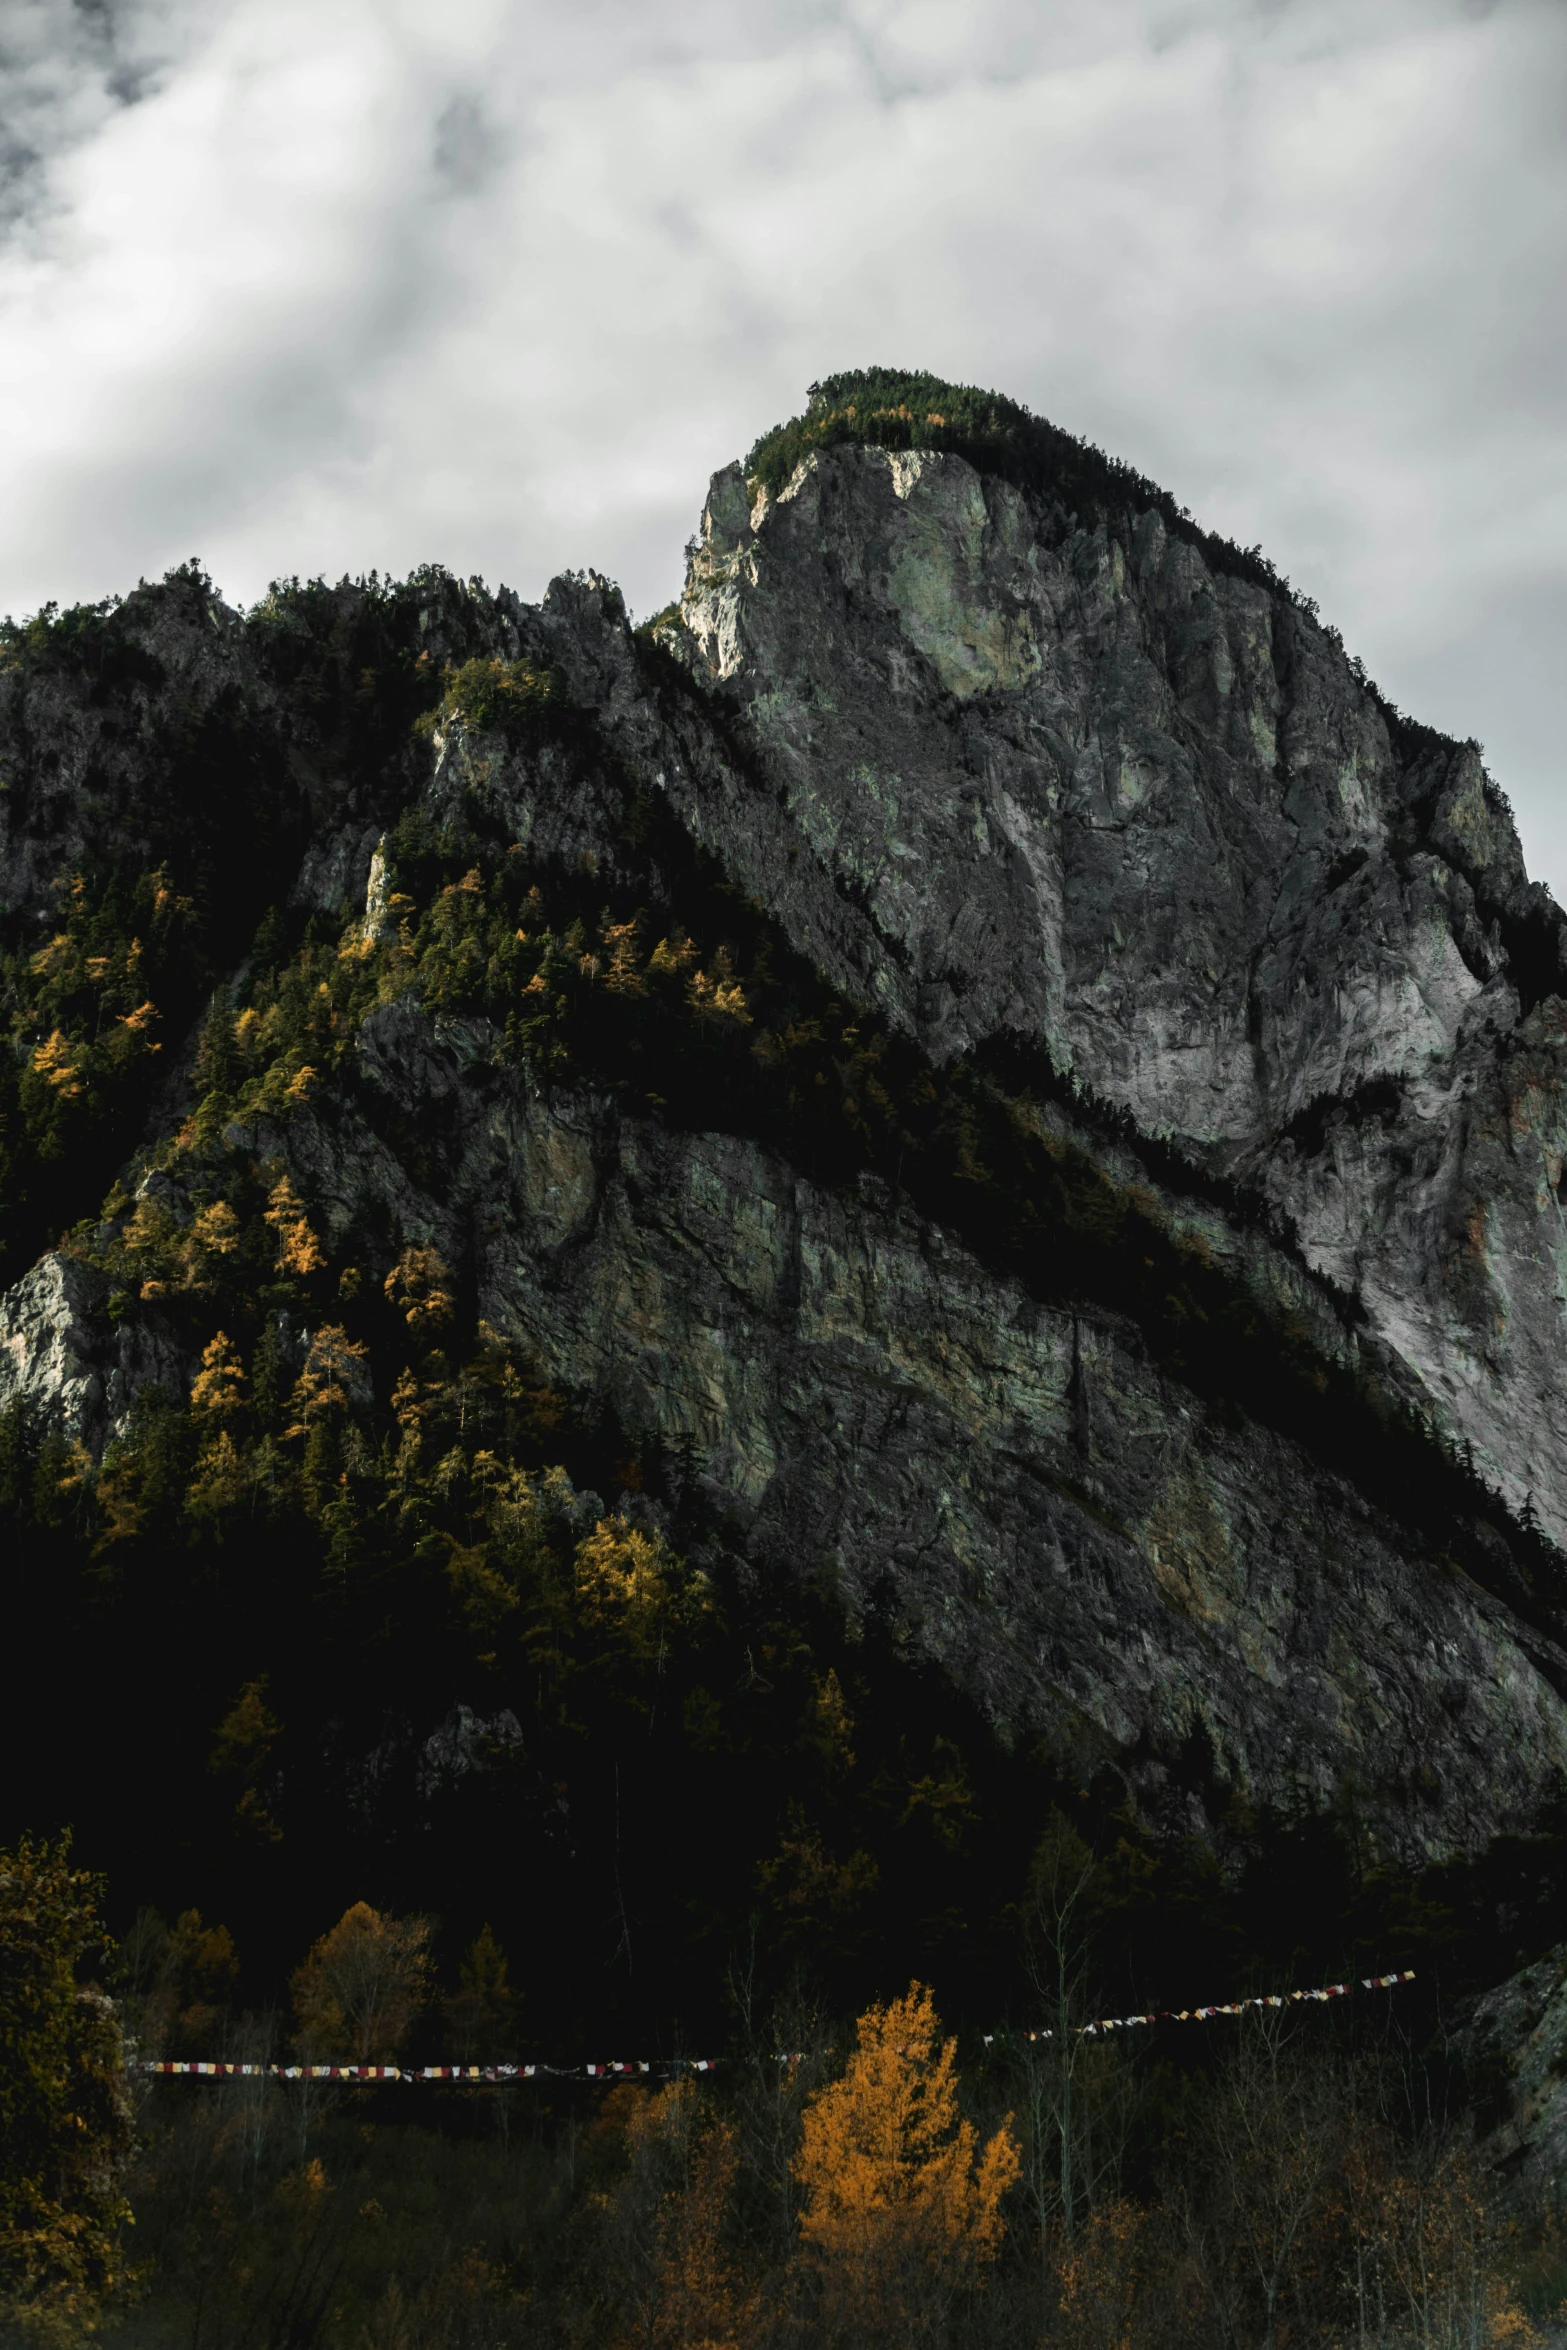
659;446;1567;1549
292;1021;1567;1858
4;406;1567;1870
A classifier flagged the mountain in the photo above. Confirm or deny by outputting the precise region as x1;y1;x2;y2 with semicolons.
3;369;1567;2029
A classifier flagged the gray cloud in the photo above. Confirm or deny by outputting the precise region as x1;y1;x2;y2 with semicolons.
1;0;1563;889
0;0;181;228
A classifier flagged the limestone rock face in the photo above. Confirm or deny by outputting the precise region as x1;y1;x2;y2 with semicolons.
0;1252;184;1446
372;1025;1567;1861
653;448;1567;1545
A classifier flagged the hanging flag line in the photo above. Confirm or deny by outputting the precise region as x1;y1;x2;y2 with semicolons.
134;1969;1415;2083
982;1970;1416;2046
134;2058;720;2083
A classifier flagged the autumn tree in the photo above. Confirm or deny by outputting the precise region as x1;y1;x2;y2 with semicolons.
383;1244;455;1337
648;2108;752;2350
792;1981;1018;2344
1338;2117;1535;2350
291;1902;431;2065
727;1979;837;2268
189;1331;245;1421
208;1677;283;1842
264;1171;324;1277
284;1324;369;1435
598;2081;753;2350
0;1833;133;2341
122;1906;240;2060
575;1514;707;1662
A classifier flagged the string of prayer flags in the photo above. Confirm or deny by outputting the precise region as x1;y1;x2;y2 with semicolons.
138;2058;702;2083
980;1969;1415;2048
140;1969;1416;2083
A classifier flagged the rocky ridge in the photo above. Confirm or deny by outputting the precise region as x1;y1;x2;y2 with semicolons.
4;397;1567;1867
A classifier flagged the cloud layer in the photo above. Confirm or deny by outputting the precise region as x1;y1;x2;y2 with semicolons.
2;0;1563;886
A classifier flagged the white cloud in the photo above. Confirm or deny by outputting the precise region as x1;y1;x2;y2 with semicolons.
1;0;1563;888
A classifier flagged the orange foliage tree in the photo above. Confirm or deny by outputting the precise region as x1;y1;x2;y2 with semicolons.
264;1172;324;1277
792;1981;1018;2340
1337;2121;1536;2350
383;1245;454;1336
291;1902;431;2065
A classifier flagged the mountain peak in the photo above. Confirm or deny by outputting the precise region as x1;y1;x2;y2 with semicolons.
3;387;1567;1933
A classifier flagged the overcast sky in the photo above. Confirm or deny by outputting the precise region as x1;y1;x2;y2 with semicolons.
3;0;1564;890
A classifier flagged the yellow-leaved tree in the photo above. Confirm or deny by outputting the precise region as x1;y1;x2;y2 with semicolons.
792;1981;1018;2343
291;1902;431;2065
575;1515;706;1662
383;1245;454;1337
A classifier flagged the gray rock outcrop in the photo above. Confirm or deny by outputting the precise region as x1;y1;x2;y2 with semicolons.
1461;1947;1567;2196
0;1251;184;1447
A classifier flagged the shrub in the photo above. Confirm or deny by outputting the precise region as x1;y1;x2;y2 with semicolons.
413;657;558;744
